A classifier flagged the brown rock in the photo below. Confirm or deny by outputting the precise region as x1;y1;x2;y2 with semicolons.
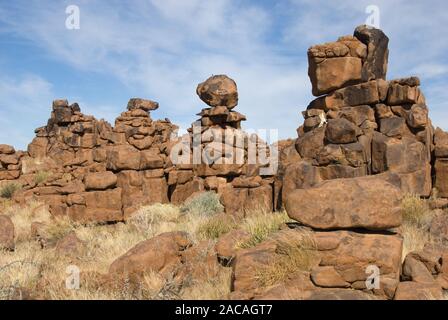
215;229;251;263
84;171;117;190
435;159;448;197
196;75;238;109
308;56;362;96
325;118;361;144
310;266;350;288
55;231;85;257
109;231;192;278
429;213;448;242
127;98;159;111
354;25;389;81
0;144;15;154
394;282;443;300
295;126;325;159
0;215;15;251
434;127;448;158
285;175;402;230
402;255;436;284
106;146;141;171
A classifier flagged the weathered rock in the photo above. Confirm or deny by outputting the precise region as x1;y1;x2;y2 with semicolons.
84;171;117;190
285;176;402;230
308;57;363;96
311;266;350;288
196;75;238;109
354;25;389;81
325;118;361;144
127;98;159;111
0;215;15;251
215;229;251;263
109;231;192;278
434;159;448;198
394;282;443;300
0;144;15;155
402;255;436;284
55;231;85;257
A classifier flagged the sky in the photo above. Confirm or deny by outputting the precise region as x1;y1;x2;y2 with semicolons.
0;0;447;150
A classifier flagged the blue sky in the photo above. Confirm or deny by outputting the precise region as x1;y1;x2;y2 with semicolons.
0;0;447;150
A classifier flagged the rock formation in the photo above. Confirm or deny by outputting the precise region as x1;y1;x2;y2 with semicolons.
8;98;177;223
168;74;276;215
282;25;433;206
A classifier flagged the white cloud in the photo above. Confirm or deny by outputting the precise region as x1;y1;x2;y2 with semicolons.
0;0;447;148
0;74;54;149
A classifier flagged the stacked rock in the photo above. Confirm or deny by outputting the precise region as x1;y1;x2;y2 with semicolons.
284;174;404;299
195;75;246;129
0;144;23;181
106;98;177;217
11;98;177;223
282;25;433;205
168;75;276;215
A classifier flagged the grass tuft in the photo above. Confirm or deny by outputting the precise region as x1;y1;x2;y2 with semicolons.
34;171;51;185
0;183;21;199
238;210;291;248
180;191;224;216
255;231;316;287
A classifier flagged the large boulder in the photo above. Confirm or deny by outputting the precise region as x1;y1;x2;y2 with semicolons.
109;231;192;278
285;175;402;230
196;75;238;109
308;36;366;96
127;98;159;111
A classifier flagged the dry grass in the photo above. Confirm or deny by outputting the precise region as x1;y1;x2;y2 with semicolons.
255;231;317;287
0;198;242;300
34;171;51;185
0;182;21;199
400;194;438;259
238;210;292;248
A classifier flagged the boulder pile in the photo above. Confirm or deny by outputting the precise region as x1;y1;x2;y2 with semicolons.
168;75;276;215
10;98;177;222
283;25;433;205
284;175;403;299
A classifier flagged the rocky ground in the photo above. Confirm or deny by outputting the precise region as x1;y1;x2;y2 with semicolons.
0;191;448;300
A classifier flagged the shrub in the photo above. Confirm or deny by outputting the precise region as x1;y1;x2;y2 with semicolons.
34;171;51;185
256;232;316;287
197;214;237;240
0;183;21;199
238;211;291;248
402;194;432;227
181;191;224;216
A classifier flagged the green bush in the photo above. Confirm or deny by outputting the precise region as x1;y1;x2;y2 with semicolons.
181;191;224;216
0;182;22;199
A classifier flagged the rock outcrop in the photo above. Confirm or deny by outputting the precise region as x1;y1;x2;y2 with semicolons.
9;98;177;222
168;75;276;215
281;25;433;207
